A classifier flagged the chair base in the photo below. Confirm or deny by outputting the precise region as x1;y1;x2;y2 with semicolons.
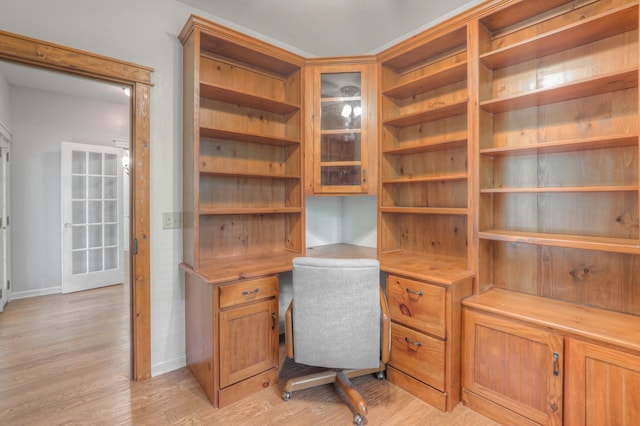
282;363;386;425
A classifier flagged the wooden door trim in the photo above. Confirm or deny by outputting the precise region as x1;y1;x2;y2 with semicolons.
0;29;153;380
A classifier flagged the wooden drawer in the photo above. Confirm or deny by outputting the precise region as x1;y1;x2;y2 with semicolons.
387;274;446;338
389;322;445;391
219;275;278;309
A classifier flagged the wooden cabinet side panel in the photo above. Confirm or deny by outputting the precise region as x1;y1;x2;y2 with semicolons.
184;271;217;405
565;338;640;426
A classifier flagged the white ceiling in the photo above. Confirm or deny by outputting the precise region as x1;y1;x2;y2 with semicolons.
178;0;481;57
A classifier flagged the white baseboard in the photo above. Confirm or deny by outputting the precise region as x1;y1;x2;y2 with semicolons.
12;286;61;299
152;355;186;377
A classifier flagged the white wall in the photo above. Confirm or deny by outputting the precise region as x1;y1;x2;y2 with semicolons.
0;74;10;132
9;85;129;297
306;196;377;248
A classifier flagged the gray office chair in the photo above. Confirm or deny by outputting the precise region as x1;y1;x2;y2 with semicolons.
282;257;391;425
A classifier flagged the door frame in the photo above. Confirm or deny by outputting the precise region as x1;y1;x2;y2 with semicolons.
0;30;153;380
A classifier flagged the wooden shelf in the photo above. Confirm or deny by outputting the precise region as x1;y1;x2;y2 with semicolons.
479;229;640;254
200;170;301;180
464;288;640;353
381;26;466;73
380;206;468;215
480;185;639;193
383;137;467;155
480;0;574;33
383;173;467;185
199;207;302;215
379;250;472;285
480;3;639;69
480;135;639;157
200;127;300;147
191;249;300;285
200;82;300;115
383;100;467;128
383;61;467;100
480;68;638;113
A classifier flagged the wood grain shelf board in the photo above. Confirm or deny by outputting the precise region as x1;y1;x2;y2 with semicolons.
479;229;640;254
383;100;467;128
200;127;300;147
194;249;301;285
200;82;300;115
383;138;468;155
463;288;640;354
320;161;361;167
480;186;639;193
480;68;638;114
480;3;639;69
380;207;468;215
199;207;303;215
479;0;574;33
199;30;302;77
383;173;467;185
381;26;466;73
200;170;301;180
379;250;472;285
383;61;467;100
480;135;639;156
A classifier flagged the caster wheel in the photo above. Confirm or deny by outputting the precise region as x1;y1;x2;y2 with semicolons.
282;391;292;401
375;371;385;380
353;413;364;425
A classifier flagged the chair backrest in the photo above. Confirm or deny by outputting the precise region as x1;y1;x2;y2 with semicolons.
291;257;381;370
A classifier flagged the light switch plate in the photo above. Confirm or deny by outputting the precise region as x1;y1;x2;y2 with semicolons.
162;212;181;229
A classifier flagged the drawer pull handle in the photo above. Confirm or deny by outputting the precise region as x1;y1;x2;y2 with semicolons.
404;337;422;347
553;352;559;377
405;287;423;296
242;288;260;296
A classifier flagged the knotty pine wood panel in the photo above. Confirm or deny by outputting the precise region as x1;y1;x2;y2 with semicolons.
381;145;467;181
484;0;631;52
200;99;301;141
200;176;289;209
200;138;301;178
200;55;299;104
488;31;637;101
381;180;467;208
379;213;468;258
484;241;640;315
382;80;467;122
199;214;300;260
381;114;467;153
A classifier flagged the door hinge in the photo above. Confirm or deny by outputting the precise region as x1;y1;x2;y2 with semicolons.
6;216;8;227
5;152;8;162
133;238;138;255
7;280;10;290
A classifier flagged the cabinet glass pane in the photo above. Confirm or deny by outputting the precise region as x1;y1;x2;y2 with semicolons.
104;223;118;246
88;248;103;272
88;176;102;199
104;176;117;199
321;72;361;98
72;201;86;225
104;200;117;223
321;133;361;162
320;101;362;130
321;166;361;186
89;152;102;175
105;247;118;270
72;225;87;250
104;153;117;176
72;251;87;275
72;176;86;199
88;224;103;248
72;151;86;174
88;201;102;223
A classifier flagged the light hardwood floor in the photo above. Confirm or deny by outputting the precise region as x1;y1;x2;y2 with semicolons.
0;284;499;425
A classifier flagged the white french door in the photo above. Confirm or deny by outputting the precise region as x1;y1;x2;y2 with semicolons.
61;142;123;293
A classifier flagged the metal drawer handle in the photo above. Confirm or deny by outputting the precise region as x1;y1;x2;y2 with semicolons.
405;287;423;296
553;352;559;377
242;288;259;296
405;337;422;347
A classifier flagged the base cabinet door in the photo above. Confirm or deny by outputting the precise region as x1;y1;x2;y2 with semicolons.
565;339;640;426
219;298;279;388
462;309;564;426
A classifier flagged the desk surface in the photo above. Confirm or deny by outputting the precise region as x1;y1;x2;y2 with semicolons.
183;243;473;286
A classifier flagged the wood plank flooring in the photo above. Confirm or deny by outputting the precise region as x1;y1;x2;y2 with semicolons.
0;284;499;425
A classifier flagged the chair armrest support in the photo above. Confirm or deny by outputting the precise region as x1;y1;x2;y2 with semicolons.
380;287;391;364
285;300;294;359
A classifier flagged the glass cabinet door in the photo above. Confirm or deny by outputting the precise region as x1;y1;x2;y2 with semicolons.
313;68;369;193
